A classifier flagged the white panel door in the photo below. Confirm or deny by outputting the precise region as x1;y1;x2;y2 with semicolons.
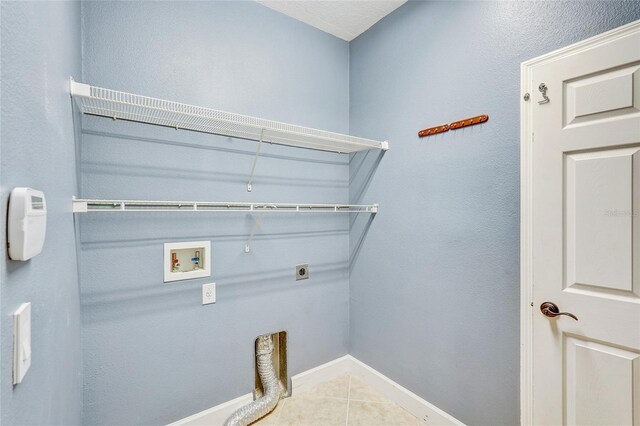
530;23;640;425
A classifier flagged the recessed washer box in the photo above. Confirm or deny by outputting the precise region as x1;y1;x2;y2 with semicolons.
164;241;211;283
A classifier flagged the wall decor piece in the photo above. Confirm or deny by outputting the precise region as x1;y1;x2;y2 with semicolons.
448;114;489;130
418;114;489;138
418;124;450;137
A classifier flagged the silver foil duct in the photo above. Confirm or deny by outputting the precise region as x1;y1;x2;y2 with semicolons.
224;335;281;426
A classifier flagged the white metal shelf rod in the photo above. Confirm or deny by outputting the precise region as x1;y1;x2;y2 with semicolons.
83;104;381;152
82;106;382;153
72;198;378;214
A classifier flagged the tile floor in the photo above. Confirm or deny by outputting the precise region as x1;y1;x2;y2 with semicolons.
250;374;422;426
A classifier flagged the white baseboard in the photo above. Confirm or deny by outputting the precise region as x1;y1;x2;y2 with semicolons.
347;356;464;426
290;355;352;394
168;392;253;426
169;355;464;426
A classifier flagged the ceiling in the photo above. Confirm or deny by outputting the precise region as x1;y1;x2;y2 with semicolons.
257;1;407;42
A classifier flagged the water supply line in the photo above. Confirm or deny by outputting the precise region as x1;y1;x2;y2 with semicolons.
224;335;281;426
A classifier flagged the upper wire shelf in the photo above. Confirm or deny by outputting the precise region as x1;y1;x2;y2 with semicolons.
70;79;388;154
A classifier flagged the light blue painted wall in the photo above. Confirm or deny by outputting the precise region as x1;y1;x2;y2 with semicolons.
0;1;83;424
79;2;350;424
4;2;637;425
349;2;640;425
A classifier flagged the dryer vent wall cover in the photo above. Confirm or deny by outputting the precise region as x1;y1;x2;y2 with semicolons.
254;331;291;400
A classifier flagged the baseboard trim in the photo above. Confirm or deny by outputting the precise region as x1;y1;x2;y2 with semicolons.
290;355;352;393
347;356;464;425
169;355;464;426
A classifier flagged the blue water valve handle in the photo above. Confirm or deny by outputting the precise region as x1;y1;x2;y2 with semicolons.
191;257;200;262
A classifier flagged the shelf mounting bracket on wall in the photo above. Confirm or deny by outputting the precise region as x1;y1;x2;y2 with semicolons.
245;210;268;253
247;128;265;192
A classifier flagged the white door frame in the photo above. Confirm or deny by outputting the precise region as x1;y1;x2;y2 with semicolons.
520;19;640;426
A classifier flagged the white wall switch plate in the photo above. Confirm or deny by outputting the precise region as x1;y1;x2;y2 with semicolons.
13;302;31;385
202;283;216;305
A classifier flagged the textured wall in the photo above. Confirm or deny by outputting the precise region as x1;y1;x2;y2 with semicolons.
349;2;640;425
0;1;83;424
79;2;350;424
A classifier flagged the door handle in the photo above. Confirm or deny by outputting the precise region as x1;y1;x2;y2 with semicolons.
540;302;578;321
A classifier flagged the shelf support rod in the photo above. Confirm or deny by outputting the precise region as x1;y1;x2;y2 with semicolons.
244;211;265;253
247;128;265;192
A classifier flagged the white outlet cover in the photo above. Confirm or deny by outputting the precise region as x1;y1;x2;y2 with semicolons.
202;283;216;305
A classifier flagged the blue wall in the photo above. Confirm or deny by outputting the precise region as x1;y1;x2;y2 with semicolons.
4;1;640;425
349;2;640;425
0;1;83;424
79;2;350;424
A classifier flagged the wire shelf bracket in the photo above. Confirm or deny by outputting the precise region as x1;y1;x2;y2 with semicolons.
247;128;265;192
244;212;265;253
70;79;389;154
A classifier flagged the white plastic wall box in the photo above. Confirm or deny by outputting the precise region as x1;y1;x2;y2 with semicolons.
8;188;47;261
164;241;211;282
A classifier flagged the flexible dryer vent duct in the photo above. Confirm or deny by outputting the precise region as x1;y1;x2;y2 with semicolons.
224;335;281;426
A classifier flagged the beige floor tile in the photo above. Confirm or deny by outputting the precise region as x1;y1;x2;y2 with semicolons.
303;373;351;399
348;377;390;403
278;395;349;426
250;374;420;426
347;401;421;426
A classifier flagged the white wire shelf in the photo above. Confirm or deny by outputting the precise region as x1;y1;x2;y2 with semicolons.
70;79;388;154
72;198;378;214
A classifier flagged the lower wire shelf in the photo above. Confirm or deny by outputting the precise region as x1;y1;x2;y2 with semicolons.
72;197;378;214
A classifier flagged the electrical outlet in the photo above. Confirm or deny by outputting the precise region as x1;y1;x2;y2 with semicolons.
295;264;309;281
202;283;216;305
